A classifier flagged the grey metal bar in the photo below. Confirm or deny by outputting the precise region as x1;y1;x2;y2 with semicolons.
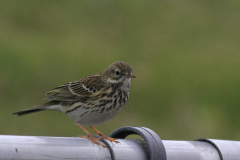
1;135;240;160
163;140;221;160
0;135;148;160
197;139;240;160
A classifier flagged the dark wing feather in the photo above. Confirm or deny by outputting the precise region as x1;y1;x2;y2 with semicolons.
69;81;93;96
44;73;106;101
45;82;71;95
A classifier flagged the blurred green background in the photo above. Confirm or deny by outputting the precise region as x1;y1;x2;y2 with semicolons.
1;0;240;141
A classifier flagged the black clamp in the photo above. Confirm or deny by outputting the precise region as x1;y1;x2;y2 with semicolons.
108;126;167;160
196;139;224;160
96;135;116;160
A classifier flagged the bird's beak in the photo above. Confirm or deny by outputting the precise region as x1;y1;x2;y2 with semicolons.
125;74;136;78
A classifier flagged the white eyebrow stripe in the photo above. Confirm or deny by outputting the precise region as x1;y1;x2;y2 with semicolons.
107;78;118;83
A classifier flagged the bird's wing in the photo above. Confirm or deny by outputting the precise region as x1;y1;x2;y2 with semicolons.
45;74;106;101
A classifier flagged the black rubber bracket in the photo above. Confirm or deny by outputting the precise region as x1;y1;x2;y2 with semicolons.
109;126;167;160
195;138;223;160
93;135;116;160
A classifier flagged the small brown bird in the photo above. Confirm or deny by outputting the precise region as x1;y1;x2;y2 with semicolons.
12;61;135;148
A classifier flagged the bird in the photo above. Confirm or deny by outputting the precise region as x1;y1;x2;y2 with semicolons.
12;61;135;148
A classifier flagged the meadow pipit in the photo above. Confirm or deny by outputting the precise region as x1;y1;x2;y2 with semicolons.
12;61;135;148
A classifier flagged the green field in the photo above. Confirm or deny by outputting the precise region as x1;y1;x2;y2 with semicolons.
1;1;240;141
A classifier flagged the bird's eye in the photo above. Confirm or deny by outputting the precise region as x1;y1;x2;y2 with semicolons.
115;70;120;76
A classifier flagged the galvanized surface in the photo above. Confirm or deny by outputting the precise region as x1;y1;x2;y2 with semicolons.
163;140;221;160
199;139;240;160
0;135;149;160
1;135;240;160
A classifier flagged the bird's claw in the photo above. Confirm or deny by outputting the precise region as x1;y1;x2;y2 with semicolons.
98;134;120;144
80;135;106;148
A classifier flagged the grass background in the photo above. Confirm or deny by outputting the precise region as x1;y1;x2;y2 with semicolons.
1;0;240;141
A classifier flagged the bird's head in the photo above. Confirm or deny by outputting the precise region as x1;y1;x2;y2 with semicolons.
102;61;136;84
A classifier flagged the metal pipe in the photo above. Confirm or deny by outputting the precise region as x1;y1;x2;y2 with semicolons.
0;135;149;160
163;140;221;160
1;126;240;160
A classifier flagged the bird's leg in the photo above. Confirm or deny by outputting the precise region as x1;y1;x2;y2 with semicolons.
89;126;119;143
76;123;106;148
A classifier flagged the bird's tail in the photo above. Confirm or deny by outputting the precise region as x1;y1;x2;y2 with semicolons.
11;107;45;116
11;101;60;117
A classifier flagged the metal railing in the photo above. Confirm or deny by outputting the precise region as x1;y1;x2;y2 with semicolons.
1;126;240;160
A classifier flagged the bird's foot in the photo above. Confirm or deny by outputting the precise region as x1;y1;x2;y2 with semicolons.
80;134;106;148
89;126;119;144
98;133;119;144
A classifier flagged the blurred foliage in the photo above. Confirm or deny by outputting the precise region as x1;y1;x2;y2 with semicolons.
0;0;240;141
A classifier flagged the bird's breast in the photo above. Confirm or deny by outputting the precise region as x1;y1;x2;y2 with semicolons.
64;89;129;126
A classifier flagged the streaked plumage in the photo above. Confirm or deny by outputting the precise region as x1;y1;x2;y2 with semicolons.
12;61;135;147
